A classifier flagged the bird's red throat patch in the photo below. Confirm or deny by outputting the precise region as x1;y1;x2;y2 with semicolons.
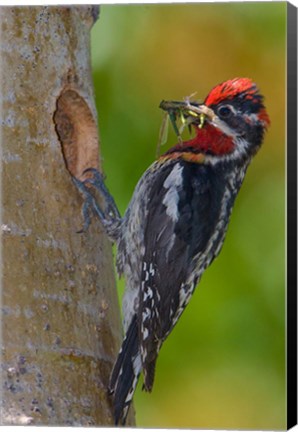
169;123;235;157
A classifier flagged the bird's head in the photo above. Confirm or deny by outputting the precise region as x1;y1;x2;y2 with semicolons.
164;78;270;162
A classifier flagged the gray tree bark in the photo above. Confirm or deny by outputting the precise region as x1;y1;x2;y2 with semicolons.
0;6;131;426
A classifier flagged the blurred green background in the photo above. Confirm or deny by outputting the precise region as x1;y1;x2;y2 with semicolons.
91;2;286;429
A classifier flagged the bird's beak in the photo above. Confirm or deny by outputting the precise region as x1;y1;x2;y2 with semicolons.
183;104;215;129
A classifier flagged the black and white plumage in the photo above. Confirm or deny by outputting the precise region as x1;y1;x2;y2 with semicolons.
75;78;270;425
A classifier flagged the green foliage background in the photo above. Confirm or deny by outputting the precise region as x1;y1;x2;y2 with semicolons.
91;2;286;429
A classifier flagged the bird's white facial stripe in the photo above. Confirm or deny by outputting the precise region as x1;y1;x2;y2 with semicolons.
210;115;236;138
244;112;264;125
162;163;183;222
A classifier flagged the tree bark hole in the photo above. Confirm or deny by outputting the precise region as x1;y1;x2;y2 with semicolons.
54;88;99;180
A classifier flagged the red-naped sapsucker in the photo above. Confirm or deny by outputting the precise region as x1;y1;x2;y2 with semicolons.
74;78;270;425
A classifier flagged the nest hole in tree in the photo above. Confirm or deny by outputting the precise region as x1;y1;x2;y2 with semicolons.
53;89;99;180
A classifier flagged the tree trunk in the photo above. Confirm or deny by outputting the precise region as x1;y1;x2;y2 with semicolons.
0;6;130;426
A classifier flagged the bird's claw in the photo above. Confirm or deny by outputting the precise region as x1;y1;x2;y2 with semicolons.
82;168;121;220
73;168;121;234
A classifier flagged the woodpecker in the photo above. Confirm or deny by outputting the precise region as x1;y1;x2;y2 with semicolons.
74;78;270;425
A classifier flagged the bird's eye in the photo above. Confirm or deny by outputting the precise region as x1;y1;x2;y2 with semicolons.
217;105;233;118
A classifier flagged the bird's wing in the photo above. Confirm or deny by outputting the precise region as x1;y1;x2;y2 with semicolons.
138;158;225;389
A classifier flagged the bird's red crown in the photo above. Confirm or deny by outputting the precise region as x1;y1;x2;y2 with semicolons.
205;77;257;106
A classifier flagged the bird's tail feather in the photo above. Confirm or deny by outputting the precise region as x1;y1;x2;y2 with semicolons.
109;314;141;425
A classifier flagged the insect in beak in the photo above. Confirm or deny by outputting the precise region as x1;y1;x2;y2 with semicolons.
198;113;206;129
158;99;212;151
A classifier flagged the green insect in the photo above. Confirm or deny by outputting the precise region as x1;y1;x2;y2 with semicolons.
157;99;204;155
